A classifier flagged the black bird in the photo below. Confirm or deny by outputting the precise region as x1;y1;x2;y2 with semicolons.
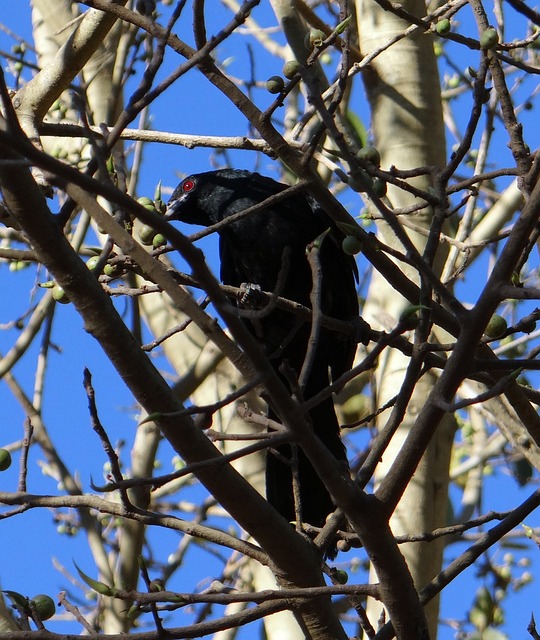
166;169;360;556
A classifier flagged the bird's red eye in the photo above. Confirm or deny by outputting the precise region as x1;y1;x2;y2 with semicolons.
182;179;195;193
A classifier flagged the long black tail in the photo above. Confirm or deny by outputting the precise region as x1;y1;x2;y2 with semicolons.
265;392;346;558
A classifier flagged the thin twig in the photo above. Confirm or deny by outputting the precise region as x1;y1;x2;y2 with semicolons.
83;368;132;509
17;418;33;492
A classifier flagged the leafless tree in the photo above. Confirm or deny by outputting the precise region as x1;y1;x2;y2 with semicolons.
1;1;540;639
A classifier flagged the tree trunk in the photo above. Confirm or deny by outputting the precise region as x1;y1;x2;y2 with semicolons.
355;0;455;636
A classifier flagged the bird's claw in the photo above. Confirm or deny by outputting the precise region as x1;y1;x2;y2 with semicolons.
238;282;264;309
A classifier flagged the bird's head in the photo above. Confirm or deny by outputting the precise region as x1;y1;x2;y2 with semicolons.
166;169;254;226
165;173;207;226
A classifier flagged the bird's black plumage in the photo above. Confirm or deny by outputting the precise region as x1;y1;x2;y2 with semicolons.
167;169;359;556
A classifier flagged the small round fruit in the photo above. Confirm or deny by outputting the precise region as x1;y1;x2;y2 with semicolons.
86;256;100;270
30;594;56;621
149;579;165;592
320;52;332;65
103;263;121;277
52;285;70;304
138;224;157;246
342;235;363;255
480;27;499;50
356;146;381;167
137;196;156;211
9;260;30;272
283;60;301;79
307;29;326;48
333;569;349;585
436;19;451;35
485;314;507;338
152;233;167;248
337;538;352;553
136;0;156;15
0;449;12;471
372;177;387;197
265;75;284;94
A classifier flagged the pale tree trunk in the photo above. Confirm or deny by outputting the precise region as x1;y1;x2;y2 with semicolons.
355;0;455;637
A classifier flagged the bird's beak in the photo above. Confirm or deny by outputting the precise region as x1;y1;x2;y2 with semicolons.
164;200;180;220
